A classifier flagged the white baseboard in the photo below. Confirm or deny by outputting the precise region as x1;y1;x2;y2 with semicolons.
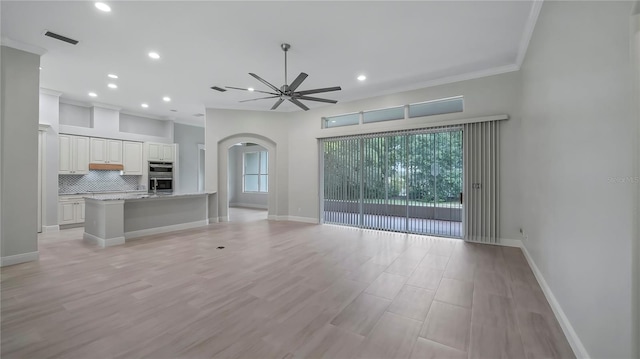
83;232;125;248
281;216;319;224
124;220;208;240
229;202;268;210
498;237;523;248
43;225;60;232
520;245;590;359
219;216;229;222
1;251;39;267
267;215;279;221
207;217;219;224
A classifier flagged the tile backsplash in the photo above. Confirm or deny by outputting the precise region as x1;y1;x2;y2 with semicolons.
59;171;141;193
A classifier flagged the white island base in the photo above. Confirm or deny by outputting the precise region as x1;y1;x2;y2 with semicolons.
83;192;218;247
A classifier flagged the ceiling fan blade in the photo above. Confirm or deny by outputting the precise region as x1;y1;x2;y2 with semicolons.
249;73;281;93
225;86;278;95
289;98;309;111
296;86;342;96
271;98;285;110
297;96;338;104
288;72;308;92
239;95;280;103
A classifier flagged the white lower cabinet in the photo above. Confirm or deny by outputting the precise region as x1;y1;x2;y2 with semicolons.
58;196;85;225
77;201;86;223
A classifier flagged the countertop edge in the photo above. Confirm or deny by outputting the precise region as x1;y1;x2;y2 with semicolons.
85;192;217;201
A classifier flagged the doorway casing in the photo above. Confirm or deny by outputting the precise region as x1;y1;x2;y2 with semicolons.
217;134;277;222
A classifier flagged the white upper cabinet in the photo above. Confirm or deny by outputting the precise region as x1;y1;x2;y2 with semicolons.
59;135;89;174
107;140;123;164
122;141;143;175
90;138;122;164
161;144;174;162
147;142;175;162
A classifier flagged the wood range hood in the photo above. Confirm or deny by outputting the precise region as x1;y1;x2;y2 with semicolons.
89;163;124;171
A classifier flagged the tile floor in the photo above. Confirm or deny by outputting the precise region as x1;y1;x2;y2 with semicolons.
1;209;574;358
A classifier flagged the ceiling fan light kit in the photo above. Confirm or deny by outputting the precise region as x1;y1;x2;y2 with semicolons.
225;43;341;111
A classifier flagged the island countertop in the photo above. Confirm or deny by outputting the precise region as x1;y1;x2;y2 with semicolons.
83;192;218;247
85;192;216;201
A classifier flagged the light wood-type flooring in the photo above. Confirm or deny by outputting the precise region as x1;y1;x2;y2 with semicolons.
2;208;574;358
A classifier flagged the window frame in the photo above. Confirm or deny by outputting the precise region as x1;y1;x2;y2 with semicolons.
242;150;268;193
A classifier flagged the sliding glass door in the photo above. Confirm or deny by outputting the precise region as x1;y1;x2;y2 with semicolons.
322;127;463;238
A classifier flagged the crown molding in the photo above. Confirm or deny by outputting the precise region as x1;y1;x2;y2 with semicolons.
516;0;544;68
91;102;122;111
1;37;47;56
39;88;62;97
59;97;91;108
119;110;167;121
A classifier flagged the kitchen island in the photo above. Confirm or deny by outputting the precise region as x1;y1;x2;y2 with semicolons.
83;192;218;247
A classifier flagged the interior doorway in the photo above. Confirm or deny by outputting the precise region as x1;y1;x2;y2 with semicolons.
227;142;268;222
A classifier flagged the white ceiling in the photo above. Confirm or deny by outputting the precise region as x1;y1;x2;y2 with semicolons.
1;1;539;126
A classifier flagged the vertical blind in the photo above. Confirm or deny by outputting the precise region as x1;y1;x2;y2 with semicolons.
322;126;464;238
463;121;500;243
322;121;501;242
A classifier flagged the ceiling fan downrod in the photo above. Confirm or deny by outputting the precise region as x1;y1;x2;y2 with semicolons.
281;43;290;91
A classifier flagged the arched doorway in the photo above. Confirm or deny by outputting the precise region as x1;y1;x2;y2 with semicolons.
217;134;277;222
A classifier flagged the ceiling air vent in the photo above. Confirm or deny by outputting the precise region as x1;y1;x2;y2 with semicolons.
193;113;204;117
44;31;79;45
210;86;226;92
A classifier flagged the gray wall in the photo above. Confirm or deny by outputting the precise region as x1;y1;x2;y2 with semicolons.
520;2;637;358
206;72;521;225
55;101;174;144
287;71;523;237
1;46;40;258
59;102;91;128
120;113;173;138
228;144;268;209
205;109;289;220
174;123;204;193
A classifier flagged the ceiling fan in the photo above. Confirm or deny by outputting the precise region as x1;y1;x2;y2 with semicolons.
226;43;341;111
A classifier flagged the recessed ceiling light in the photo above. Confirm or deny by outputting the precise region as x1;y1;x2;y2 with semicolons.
148;52;160;59
141;103;149;108
162;96;171;102
107;83;117;89
94;2;111;12
357;75;367;81
39;66;42;70
88;92;97;97
107;73;118;79
248;88;255;92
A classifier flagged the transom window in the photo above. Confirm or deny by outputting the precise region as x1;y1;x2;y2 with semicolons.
243;151;268;193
